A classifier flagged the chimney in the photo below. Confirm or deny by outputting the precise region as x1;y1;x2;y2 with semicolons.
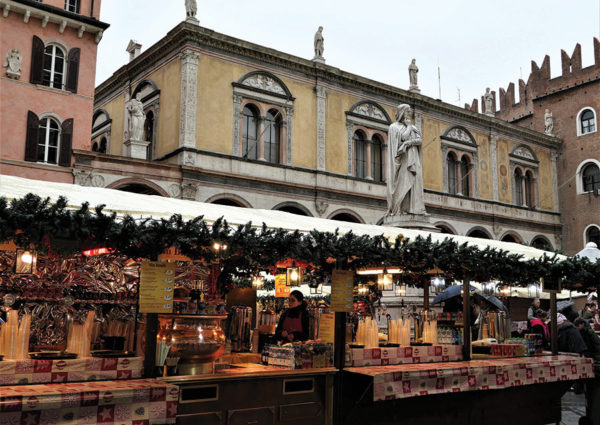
126;40;142;62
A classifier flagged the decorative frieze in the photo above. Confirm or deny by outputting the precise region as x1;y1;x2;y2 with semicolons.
316;85;327;171
490;134;499;201
179;49;201;154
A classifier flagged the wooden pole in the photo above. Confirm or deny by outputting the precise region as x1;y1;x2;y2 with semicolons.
550;292;558;355
423;278;430;311
462;277;472;361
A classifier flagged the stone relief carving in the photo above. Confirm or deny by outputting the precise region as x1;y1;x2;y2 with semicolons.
352;103;387;121
169;184;182;198
241;75;286;95
316;86;327;170
315;201;329;216
181;183;198;200
512;146;535;161
90;174;105;187
183;152;195;166
73;169;91;186
445;127;474;144
3;48;22;79
179;49;200;149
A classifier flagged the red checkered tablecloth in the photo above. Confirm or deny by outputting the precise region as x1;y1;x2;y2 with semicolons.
346;355;594;401
0;357;143;386
0;379;178;424
348;345;463;366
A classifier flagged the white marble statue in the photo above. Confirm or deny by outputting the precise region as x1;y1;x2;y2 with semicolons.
483;88;494;116
126;93;145;141
3;48;22;79
544;109;554;135
314;26;324;59
408;59;418;88
386;104;427;216
185;0;197;18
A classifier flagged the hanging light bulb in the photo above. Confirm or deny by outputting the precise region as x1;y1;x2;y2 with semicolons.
496;283;511;297
286;266;301;287
15;249;37;274
430;276;446;293
252;275;264;290
482;281;496;296
528;283;540;298
395;284;406;297
358;284;369;295
377;273;394;291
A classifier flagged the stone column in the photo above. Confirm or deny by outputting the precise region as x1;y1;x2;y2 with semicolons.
316;85;327;171
441;145;448;192
258;117;266;161
232;94;243;156
179;49;201;164
285;106;293;165
346;121;354;175
490;134;499;201
551;151;559;212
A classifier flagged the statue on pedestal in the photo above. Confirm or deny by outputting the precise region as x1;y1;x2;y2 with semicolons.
386;104;427;216
544;109;554;135
313;26;324;61
185;0;197;18
483;88;494;116
408;59;419;91
126;93;144;141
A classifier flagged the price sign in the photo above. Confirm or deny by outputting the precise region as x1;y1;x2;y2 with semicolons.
318;312;335;343
330;269;354;312
139;261;175;313
275;274;290;298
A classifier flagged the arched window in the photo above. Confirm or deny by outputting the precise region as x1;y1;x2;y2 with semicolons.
460;155;471;197
242;105;259;160
531;236;552;251
501;234;519;243
580;109;596;135
447;152;458;195
525;170;535;207
92;142;99;152
99;137;107;154
264;109;281;164
38;117;60;164
144;111;154;160
354;131;367;179
514;168;524;206
330;213;361;223
467;229;491;239
587;226;600;246
371;134;383;182
582;163;600;192
42;45;65;89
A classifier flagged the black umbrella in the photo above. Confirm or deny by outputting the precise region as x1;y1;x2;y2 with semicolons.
432;285;477;304
557;300;574;312
483;295;508;312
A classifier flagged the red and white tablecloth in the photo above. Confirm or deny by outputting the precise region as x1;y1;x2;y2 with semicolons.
0;357;143;386
346;355;594;401
348;345;463;366
0;379;178;424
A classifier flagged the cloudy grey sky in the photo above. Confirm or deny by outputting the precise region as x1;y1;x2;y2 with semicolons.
96;0;600;109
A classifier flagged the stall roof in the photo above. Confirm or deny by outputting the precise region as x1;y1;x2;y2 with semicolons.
0;175;565;261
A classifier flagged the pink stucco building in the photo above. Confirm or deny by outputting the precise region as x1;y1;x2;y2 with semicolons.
0;0;108;182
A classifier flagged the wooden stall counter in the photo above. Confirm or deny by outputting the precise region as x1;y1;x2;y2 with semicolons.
160;364;337;425
0;378;178;425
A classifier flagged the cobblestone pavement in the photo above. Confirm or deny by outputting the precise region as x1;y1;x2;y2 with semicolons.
560;390;586;425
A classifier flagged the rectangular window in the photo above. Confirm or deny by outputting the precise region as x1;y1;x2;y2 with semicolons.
371;142;382;182
64;0;80;13
354;140;366;179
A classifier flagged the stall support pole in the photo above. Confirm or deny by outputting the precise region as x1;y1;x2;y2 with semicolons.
550;292;558;355
333;311;346;425
462;277;472;361
423;280;429;311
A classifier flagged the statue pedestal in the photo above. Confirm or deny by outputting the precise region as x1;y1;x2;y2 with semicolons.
185;16;199;25
312;56;326;64
6;70;20;79
124;139;150;160
409;85;420;93
383;214;440;232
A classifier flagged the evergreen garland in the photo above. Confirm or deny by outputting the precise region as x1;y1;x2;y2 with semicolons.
1;194;599;293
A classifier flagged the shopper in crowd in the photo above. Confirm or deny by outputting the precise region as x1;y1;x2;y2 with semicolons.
557;313;587;355
530;310;550;348
575;318;600;361
275;290;309;343
581;303;595;321
527;298;541;322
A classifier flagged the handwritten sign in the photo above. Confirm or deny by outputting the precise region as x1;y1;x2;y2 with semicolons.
275;274;290;298
139;261;175;313
330;270;354;312
318;312;335;343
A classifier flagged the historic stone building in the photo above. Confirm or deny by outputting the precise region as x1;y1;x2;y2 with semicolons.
0;0;108;182
79;18;562;249
468;39;600;254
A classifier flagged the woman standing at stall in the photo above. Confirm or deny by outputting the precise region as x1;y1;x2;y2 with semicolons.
275;290;309;343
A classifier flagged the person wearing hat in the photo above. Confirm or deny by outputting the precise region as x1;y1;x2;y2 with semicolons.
275;290;310;343
557;313;587;355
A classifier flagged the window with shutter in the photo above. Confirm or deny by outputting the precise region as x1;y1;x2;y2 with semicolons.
59;119;73;167
38;117;61;164
29;36;44;85
66;48;80;93
25;111;40;162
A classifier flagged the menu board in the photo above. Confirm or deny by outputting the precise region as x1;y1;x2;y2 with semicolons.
330;269;354;312
275;274;290;298
318;312;335;343
139;261;175;313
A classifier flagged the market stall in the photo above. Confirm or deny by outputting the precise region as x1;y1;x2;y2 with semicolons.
1;175;599;425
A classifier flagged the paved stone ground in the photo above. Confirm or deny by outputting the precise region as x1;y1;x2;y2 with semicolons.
559;390;587;425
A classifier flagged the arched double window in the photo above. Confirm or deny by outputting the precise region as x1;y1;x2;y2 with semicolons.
353;131;367;179
578;108;597;136
446;152;471;196
242;105;259;160
264;109;281;164
582;163;600;192
514;168;536;207
441;126;478;198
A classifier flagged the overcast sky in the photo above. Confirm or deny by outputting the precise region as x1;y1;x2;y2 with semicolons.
96;0;600;109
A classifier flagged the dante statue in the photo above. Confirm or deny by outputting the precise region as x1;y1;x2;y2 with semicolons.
185;0;197;18
408;59;418;88
483;88;493;115
544;109;554;135
126;93;145;141
314;26;324;59
386;104;427;216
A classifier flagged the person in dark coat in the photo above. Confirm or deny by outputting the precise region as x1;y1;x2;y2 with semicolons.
575;318;600;361
530;310;550;348
557;314;587;355
275;290;310;343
